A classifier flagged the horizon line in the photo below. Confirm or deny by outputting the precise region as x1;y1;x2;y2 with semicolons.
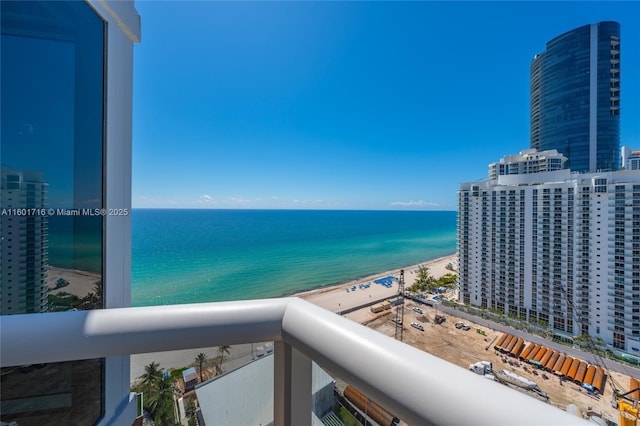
129;207;458;212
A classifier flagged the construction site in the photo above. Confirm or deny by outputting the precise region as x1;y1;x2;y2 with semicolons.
353;298;640;426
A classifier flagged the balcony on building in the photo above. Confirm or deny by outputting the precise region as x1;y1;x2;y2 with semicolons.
0;297;587;425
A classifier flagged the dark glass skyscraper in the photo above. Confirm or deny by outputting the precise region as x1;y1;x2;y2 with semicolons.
530;22;620;173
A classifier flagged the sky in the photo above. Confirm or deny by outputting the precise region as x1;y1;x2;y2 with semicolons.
132;1;640;211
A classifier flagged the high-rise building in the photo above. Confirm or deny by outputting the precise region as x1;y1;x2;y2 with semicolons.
0;169;49;315
458;149;640;351
622;146;640;170
530;22;621;173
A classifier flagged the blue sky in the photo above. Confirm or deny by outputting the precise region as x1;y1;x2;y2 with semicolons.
132;1;640;211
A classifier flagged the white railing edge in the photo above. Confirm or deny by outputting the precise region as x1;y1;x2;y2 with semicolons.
0;297;587;425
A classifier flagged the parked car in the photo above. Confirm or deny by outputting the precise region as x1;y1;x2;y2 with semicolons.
410;322;424;331
392;318;402;325
413;307;423;314
462;324;471;331
455;321;464;329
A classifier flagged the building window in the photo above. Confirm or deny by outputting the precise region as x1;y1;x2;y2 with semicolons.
1;1;105;423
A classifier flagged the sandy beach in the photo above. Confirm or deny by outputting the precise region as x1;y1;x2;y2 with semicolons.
130;253;457;383
48;266;100;298
296;253;457;313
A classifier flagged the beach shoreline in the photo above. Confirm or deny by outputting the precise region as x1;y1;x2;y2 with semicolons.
294;253;457;314
129;252;458;382
43;255;459;382
287;253;456;297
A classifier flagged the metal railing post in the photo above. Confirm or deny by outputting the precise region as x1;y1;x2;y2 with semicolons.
273;340;312;425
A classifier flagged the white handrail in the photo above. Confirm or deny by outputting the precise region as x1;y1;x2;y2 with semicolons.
1;297;586;425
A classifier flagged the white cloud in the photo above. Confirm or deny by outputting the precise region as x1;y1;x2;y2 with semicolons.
228;196;250;204
134;195;178;208
199;194;214;203
390;200;444;208
223;196;265;206
284;199;341;209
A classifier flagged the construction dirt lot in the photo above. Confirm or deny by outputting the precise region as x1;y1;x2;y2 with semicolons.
360;301;635;424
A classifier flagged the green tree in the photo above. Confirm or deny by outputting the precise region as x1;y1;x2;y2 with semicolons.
195;352;208;382
78;280;103;310
131;361;173;422
216;345;231;373
148;374;178;425
141;361;162;389
409;265;437;292
436;273;457;288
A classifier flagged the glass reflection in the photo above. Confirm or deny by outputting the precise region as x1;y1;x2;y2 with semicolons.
1;1;105;424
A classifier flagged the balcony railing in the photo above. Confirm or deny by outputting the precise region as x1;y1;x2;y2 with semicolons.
0;297;587;425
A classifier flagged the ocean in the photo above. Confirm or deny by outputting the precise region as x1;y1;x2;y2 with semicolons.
131;209;457;306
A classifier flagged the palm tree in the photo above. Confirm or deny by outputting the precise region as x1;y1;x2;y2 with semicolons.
148;374;178;425
78;280;104;310
195;352;208;382
216;345;231;373
141;361;162;388
137;361;164;418
212;355;223;376
91;280;103;305
409;265;435;292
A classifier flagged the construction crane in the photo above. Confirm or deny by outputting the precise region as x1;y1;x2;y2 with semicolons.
612;380;640;426
394;270;405;341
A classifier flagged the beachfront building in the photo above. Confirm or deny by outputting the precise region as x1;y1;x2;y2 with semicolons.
488;148;567;180
0;1;140;424
530;21;621;173
458;148;640;351
0;169;49;315
622;146;640;171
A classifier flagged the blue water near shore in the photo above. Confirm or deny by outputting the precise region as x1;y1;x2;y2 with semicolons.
131;209;457;307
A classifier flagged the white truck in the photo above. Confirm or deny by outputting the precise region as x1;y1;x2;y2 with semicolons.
469;361;494;379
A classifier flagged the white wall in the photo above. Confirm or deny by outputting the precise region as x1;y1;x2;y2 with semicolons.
85;1;140;424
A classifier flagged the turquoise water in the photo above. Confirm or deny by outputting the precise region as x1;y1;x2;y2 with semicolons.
48;216;103;274
131;209;457;306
